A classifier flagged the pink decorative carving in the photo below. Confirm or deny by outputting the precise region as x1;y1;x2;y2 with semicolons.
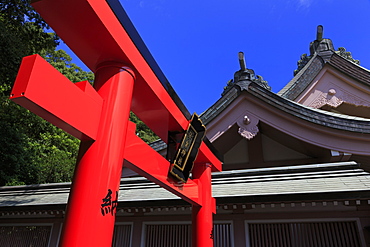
238;125;259;140
237;115;259;140
309;88;370;109
310;93;341;108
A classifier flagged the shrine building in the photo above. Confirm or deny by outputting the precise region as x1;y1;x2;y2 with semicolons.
1;26;370;247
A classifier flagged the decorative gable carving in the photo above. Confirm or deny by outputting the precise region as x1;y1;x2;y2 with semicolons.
237;114;259;140
309;87;370;109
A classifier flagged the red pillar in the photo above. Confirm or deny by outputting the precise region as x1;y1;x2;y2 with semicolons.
59;63;135;247
192;163;214;247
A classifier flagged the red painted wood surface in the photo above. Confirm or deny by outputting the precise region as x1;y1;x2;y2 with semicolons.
124;121;200;206
192;164;215;247
10;54;103;140
59;64;135;247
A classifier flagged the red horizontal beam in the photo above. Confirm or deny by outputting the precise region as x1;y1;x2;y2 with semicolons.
124;122;200;206
10;54;103;140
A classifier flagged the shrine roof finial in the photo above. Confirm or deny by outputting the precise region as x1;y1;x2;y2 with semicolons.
309;25;334;56
222;52;271;96
238;52;247;71
316;25;323;41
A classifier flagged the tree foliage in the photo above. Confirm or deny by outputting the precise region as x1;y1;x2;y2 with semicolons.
0;1;83;186
0;48;94;185
0;0;58;95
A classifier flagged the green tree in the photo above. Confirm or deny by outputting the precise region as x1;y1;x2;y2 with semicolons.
0;0;59;185
0;0;58;95
0;0;92;185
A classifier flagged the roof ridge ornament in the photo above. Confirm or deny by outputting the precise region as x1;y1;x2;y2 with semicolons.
316;25;323;41
294;25;360;75
238;51;247;71
222;52;270;96
335;47;360;65
294;25;333;75
294;53;312;76
309;25;334;56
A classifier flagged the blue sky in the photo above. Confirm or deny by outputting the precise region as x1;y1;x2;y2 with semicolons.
59;0;370;114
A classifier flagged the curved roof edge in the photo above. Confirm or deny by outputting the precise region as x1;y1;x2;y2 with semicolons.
249;82;370;133
278;54;324;99
328;52;370;86
278;47;370;101
202;81;370;134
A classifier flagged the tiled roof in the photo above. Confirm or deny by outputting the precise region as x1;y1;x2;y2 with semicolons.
278;52;370;100
0;183;70;208
328;53;370;86
1;162;369;209
212;161;370;201
278;54;324;99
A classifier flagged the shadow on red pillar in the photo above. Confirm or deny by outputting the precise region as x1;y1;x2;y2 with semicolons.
192;163;214;247
59;64;135;247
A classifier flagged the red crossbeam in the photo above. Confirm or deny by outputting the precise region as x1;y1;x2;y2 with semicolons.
124;121;200;206
11;54;102;140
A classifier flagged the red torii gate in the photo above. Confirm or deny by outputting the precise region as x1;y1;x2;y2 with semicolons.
10;0;222;246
